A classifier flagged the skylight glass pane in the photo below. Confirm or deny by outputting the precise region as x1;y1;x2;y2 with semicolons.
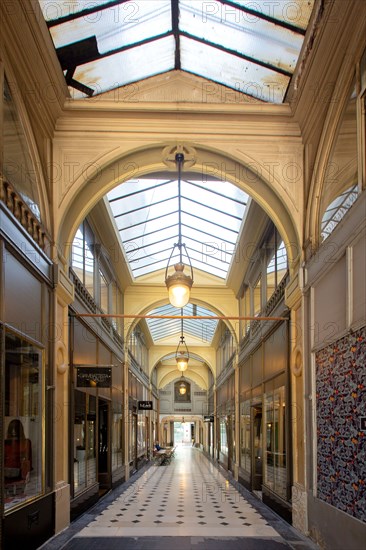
107;176;249;279
180;0;303;74
180;36;290;103
119;212;178;242
183;180;246;219
230;0;315;30
47;1;171;53
71;35;175;97
195;178;249;204
146;303;218;343
181;211;239;243
39;0;114;21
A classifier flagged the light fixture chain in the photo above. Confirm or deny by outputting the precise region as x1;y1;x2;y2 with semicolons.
176;152;184;263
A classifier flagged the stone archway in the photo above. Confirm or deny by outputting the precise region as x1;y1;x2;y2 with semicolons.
57;143;301;274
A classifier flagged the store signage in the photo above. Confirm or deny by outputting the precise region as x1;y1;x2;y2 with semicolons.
204;415;214;422
138;400;153;410
76;367;112;388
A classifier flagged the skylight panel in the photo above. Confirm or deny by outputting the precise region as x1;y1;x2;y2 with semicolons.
107;176;248;280
230;0;315;30
70;35;175;97
146;303;218;343
39;0;314;101
45;1;172;53
180;0;303;74
180;36;290;103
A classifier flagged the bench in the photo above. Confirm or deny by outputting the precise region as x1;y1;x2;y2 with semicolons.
153;447;176;466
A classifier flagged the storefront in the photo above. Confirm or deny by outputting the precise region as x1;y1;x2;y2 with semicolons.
1;208;54;548
238;322;291;521
69;314;124;519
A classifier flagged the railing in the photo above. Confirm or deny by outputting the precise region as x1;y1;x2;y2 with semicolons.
70;269;123;350
128;350;150;386
240;272;289;353
1;178;49;252
216;353;235;386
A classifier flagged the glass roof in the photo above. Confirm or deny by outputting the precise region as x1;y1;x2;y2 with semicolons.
39;0;315;102
107;176;248;279
321;185;358;241
146;303;218;343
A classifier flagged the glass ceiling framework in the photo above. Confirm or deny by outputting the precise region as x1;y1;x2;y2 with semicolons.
39;0;315;103
146;303;218;344
107;176;248;280
321;185;358;241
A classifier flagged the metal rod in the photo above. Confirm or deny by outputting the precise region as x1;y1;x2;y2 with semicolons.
176;152;184;263
72;313;288;321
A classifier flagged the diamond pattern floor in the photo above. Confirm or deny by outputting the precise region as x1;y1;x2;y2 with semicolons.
77;447;281;538
42;447;320;549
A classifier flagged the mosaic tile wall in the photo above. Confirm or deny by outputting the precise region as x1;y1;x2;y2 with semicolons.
316;325;366;522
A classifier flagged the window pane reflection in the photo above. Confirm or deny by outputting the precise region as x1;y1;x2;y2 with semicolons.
4;331;43;510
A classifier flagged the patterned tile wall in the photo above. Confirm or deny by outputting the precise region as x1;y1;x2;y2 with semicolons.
316;326;366;522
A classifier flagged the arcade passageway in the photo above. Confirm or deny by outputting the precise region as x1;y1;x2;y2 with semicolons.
41;446;318;550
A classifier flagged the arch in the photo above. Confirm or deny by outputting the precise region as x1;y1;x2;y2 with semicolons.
58;143;301;276
125;297;237;354
159;370;207;391
150;352;215;382
305;66;357;252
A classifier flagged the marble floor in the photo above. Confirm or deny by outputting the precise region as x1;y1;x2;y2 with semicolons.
41;447;319;550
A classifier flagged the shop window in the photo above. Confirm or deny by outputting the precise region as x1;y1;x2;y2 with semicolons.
264;383;287;500
111;405;123;471
3;331;44;511
240;399;251;473
73;391;97;495
3;77;41;221
137;417;146;457
220;417;228;455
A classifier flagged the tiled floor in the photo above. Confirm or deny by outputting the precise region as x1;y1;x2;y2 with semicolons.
42;447;319;550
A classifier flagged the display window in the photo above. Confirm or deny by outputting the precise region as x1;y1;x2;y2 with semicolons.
73;391;97;495
264;381;287;499
3;330;44;511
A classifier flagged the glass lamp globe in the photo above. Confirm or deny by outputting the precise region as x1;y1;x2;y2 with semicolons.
176;354;188;371
166;263;193;308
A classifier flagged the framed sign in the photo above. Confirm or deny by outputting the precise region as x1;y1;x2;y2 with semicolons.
138;401;153;410
76;367;112;388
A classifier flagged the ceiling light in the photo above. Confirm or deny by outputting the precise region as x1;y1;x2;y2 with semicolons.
176;308;189;372
165;153;193;308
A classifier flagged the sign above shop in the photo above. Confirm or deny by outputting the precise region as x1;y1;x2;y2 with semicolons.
204;415;214;422
76;367;112;388
138;401;153;410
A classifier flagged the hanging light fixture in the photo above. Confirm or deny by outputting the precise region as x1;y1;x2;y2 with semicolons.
165;152;193;308
179;374;187;395
176;308;189;372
